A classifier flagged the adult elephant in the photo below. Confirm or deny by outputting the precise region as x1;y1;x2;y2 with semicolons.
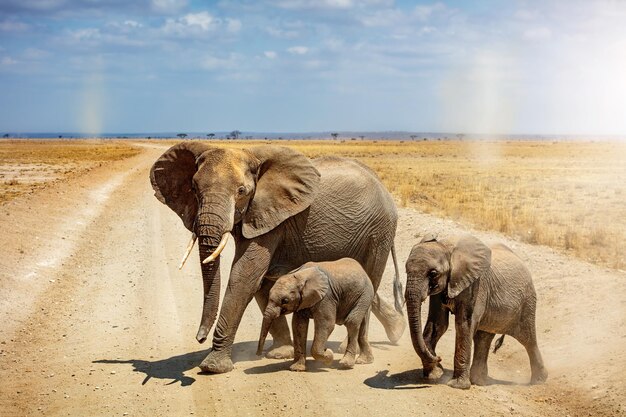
150;142;405;373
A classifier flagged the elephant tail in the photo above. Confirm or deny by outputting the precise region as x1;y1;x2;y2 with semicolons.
392;243;404;313
493;335;505;353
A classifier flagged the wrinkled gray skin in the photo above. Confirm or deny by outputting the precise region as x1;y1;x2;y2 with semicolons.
405;234;548;389
257;258;375;371
150;143;405;373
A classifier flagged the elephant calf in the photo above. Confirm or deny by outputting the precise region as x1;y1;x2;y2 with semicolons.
257;258;375;371
405;234;548;389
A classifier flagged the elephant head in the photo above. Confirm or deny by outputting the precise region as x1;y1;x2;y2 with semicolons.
405;234;491;364
150;143;320;343
256;266;329;355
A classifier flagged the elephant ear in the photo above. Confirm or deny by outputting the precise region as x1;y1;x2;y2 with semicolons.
420;232;438;243
296;267;330;310
447;235;491;298
149;142;210;231
242;146;320;239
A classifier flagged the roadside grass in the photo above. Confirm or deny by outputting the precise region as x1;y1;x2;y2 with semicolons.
161;138;624;269
0;140;140;204
4;138;624;269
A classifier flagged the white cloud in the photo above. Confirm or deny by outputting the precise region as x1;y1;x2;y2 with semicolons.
273;0;391;9
226;18;242;33
162;12;241;37
413;2;446;21
523;27;552;41
163;13;213;35
0;19;29;32
202;53;240;70
264;51;277;59
359;9;404;27
151;0;188;14
69;28;101;42
287;45;308;55
123;20;143;28
182;11;215;30
1;56;18;66
23;48;49;60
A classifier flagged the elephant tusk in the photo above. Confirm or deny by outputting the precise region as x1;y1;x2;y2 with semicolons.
202;233;229;264
178;233;197;270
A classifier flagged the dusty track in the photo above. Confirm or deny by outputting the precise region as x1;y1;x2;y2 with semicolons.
0;144;624;416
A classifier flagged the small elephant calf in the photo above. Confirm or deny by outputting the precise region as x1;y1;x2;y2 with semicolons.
405;234;548;389
257;258;375;371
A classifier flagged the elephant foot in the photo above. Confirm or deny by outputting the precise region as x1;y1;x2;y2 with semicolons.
447;376;471;390
530;367;548;384
313;348;334;365
199;350;234;374
383;315;406;345
289;359;306;372
266;343;294;360
355;352;374;365
470;371;489;386
338;355;355;369
423;363;444;381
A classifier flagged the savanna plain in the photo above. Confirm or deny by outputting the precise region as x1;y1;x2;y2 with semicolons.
0;138;624;416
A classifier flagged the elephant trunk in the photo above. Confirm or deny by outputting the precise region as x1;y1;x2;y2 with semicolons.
406;281;440;364
194;200;234;344
257;305;280;355
196;244;221;344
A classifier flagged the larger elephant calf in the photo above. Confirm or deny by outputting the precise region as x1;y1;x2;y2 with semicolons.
405;233;548;389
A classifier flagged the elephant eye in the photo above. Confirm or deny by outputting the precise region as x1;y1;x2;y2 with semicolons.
237;185;246;196
428;269;438;279
281;297;289;305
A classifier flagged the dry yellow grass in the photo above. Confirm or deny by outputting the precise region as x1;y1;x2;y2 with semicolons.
5;138;624;269
162;138;624;269
0;139;140;203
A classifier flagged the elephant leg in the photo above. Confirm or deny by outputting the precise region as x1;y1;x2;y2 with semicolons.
525;339;548;384
310;313;335;366
254;278;293;359
200;236;279;374
365;247;406;344
356;311;374;365
422;294;449;381
290;312;309;372
448;299;478;390
511;306;548;384
339;320;359;369
470;331;495;386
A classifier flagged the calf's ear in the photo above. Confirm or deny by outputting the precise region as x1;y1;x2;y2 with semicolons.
295;267;330;310
447;235;491;298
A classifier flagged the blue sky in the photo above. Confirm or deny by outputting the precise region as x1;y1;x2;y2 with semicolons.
1;0;625;135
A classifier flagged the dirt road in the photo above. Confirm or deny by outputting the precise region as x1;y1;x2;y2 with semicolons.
0;144;624;416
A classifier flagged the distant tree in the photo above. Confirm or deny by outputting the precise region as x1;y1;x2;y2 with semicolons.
2;133;8;138
207;133;215;139
410;135;417;140
230;130;241;139
177;133;188;139
457;134;465;141
331;132;338;140
245;136;252;140
58;135;63;138
359;135;365;140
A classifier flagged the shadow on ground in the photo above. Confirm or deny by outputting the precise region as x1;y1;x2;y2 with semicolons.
364;369;435;390
94;350;207;386
364;368;518;390
93;341;264;386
